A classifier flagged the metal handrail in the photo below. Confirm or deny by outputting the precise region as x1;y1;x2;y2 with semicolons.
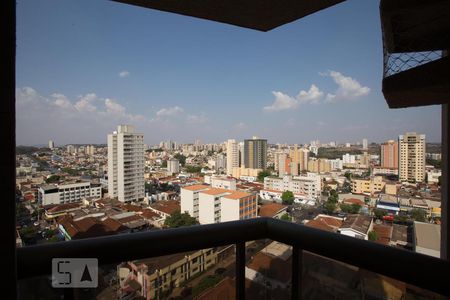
17;218;450;298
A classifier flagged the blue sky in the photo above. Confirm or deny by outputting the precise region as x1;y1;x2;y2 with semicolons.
16;0;441;146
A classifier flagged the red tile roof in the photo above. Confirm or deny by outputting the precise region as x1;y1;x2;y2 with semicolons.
182;184;209;191
343;198;366;206
150;200;180;215
247;252;292;283
259;203;287;217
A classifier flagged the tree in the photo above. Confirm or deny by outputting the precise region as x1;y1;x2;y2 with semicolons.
174;153;186;166
164;210;199;228
351;203;362;214
344;171;352;181
410;209;427;222
340;203;352;213
161;160;168;168
46;175;60;183
257;170;271;183
185;165;202;173
281;191;294;205
368;231;378;241
373;208;387;219
280;213;292;222
324;202;336;215
327;189;339;204
438;176;442;186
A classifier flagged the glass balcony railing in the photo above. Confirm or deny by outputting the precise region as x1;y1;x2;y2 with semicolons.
17;218;450;299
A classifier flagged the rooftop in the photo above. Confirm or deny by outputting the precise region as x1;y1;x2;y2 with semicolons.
414;221;440;251
223;191;253;200
200;188;230;196
340;214;372;235
259;203;287;218
182;184;209;191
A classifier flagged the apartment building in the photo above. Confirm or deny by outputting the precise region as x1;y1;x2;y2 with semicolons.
108;125;145;202
380;140;398;169
38;181;102;206
181;186;257;224
167;158;180;174
399;132;426;182
351;176;386;195
263;174;321;200
180;184;210;219
209;176;237;190
119;248;219;299
226;139;239;176
244;137;267;169
307;158;331;173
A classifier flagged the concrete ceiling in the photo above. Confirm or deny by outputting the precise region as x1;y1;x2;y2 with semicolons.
112;0;345;31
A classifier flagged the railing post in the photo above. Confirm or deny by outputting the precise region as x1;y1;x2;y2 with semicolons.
291;246;303;300
236;242;246;300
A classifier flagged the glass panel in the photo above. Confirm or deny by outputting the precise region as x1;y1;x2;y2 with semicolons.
246;239;291;299
301;251;445;300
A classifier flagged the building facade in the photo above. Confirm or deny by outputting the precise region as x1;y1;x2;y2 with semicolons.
351;176;386;195
381;140;398;169
181;186;257;224
226;139;239;176
108;125;145;202
263;174;321;200
399;132;426;182
244;137;267;169
38;181;102;206
167;158;180;174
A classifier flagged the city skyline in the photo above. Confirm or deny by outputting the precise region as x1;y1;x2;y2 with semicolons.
16;0;441;145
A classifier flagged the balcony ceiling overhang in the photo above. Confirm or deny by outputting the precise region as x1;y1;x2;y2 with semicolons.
112;0;345;31
381;0;450;53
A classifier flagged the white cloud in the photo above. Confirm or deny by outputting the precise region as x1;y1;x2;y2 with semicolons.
322;70;370;102
118;70;130;78
263;84;324;112
15;87;211;145
51;93;72;109
156;106;184;117
75;93;97;112
105;98;126;114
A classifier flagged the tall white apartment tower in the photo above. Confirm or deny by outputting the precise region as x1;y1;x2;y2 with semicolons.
362;138;368;150
399;132;426;182
48;140;55;149
108;125;145;202
226;139;239;176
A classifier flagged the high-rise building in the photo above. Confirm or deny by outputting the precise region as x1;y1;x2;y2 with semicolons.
244;137;267;169
289;146;309;174
66;145;75;154
108;125;145;202
381;140;398;169
399;132;426;182
181;186;257;224
226;139;239;176
167;158;180;174
48;140;54;149
85;145;95;156
278;153;290;177
362;138;368;150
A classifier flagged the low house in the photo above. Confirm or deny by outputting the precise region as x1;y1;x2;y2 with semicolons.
305;214;343;233
338;215;373;240
259;203;287;219
245;241;292;291
57;215;129;240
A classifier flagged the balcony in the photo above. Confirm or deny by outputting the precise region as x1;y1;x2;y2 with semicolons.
17;218;450;299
